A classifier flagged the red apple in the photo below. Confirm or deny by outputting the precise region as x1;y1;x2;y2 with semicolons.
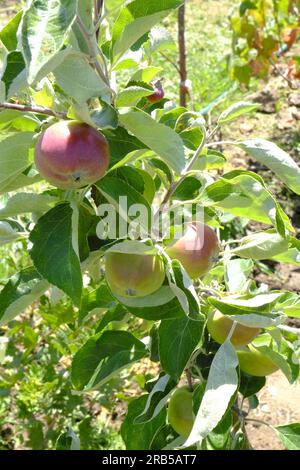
166;222;220;279
35;120;110;189
147;81;165;104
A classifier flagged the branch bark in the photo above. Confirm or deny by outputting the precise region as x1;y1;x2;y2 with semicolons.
76;16;111;89
178;3;188;107
0;101;67;118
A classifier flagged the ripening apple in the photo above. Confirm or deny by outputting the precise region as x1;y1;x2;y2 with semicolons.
166;222;219;279
105;251;165;298
34;120;110;189
207;311;260;347
168;386;194;438
146;80;165;104
237;344;279;377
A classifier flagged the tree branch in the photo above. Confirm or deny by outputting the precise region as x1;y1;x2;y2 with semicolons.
94;0;104;40
206;140;235;147
178;3;188;107
76;16;111;89
185;369;193;392
156;127;207;216
0;101;67;118
269;57;297;90
159;51;180;74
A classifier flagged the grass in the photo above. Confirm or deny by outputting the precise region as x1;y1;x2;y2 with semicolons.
155;0;240;109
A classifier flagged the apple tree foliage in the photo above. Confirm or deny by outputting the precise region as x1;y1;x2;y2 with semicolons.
0;0;300;450
231;0;300;84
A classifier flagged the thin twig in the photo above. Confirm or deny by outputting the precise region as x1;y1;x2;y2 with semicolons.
159;52;180;74
0;6;16;13
0;102;67;118
178;3;188;107
156;128;207;216
185;369;193;392
245;418;276;432
206;140;235;147
269;58;297;89
207;124;220;140
94;0;104;40
76;16;111;89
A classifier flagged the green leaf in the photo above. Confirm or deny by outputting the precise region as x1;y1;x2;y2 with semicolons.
96;175;152;232
271;237;300;266
218;101;258;124
231;230;289;260
276;423;300;450
21;0;77;84
238;139;300;195
119;109;185;174
206;408;233;450
173;176;202;200
0;193;57;218
0;109;39;131
166;259;202;319
0;172;41;195
29;203;83;305
111;0;183;63
116;286;185;320
201;170;292;234
225;259;254;294
239;374;266;398
79;284;115;323
0;10;23;51
121;395;166;450
116;85;154;107
54;52;111;104
159;107;187;128
1;51;25;98
105;240;158;256
196;149;226;171
208;293;283;327
0;132;34;191
0;82;5;102
103;126;146;166
130;66;162;83
0;221;22;247
254;344;297;383
159;316;203;380
113;166;145;193
276;292;300;319
0;267;49;326
184;341;238;447
56;428;80;450
71;330;147;390
95;304;128;333
91;104;118;130
135;374;176;424
147;26;176;54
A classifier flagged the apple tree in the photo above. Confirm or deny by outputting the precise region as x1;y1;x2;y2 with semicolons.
0;0;300;450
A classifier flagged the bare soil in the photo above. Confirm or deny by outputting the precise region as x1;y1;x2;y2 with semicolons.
246;371;300;450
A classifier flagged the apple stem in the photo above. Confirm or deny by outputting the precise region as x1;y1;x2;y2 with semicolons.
185;369;193;392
